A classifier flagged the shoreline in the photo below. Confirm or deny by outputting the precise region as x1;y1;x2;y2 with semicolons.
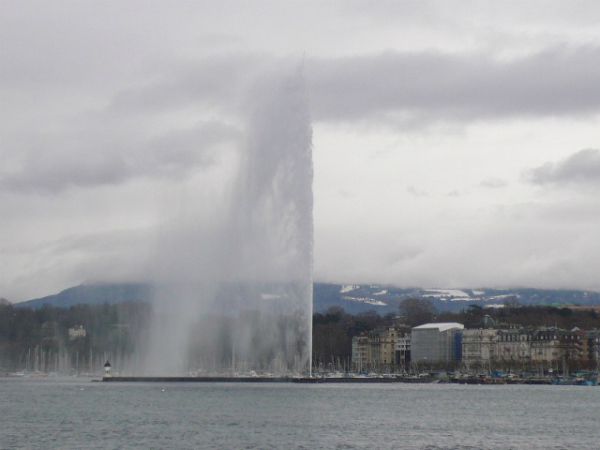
100;375;590;385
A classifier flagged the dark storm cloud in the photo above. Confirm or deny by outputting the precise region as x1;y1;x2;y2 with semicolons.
526;149;600;186
0;121;239;193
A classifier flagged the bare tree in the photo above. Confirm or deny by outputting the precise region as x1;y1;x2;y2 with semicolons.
399;298;436;327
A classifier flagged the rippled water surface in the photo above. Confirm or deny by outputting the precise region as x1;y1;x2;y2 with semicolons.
1;378;600;449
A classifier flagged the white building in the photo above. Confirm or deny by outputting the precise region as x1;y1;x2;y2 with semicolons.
68;325;87;340
411;323;464;365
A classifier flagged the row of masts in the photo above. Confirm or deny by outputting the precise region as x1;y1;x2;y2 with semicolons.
17;346;127;375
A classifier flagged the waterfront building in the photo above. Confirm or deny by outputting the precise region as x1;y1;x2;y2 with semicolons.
462;329;498;367
351;332;380;372
497;329;525;363
558;328;585;365
585;330;600;367
491;328;557;367
351;325;411;372
395;334;411;368
411;323;464;366
354;322;597;372
379;327;396;367
464;327;592;371
530;329;561;364
351;335;369;371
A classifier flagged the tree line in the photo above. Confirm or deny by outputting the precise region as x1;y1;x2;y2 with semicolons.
0;302;151;373
2;298;600;373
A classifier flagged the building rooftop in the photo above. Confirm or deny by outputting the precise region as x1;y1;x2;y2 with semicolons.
413;322;464;332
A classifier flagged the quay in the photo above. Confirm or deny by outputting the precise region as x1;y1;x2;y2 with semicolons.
101;376;431;383
100;375;597;385
103;376;293;383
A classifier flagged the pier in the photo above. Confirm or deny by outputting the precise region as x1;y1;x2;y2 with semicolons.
101;376;433;383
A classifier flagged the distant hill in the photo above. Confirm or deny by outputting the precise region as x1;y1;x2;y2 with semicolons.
318;284;600;314
17;283;151;309
14;282;600;314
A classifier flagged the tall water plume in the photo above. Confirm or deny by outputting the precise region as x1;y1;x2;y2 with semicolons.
140;65;313;376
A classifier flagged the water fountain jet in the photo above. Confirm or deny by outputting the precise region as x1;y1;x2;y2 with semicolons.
140;65;313;377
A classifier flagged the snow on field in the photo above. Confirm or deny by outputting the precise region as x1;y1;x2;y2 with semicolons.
342;296;387;306
423;289;471;298
489;294;519;301
339;285;359;294
261;293;283;300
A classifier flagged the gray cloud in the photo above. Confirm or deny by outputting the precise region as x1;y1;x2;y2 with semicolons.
406;185;429;197
109;55;264;115
308;46;600;124
3;1;600;299
0;120;239;193
480;177;507;189
109;46;600;127
526;149;600;185
2;227;154;300
343;0;600;27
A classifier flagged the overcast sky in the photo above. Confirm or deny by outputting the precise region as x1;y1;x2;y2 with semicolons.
3;1;600;301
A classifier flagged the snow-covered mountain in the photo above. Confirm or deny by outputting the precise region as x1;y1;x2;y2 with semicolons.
12;282;600;315
313;284;600;314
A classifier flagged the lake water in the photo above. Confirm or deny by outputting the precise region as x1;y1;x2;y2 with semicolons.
1;378;599;449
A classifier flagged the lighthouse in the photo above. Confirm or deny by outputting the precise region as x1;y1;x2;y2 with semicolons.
104;360;112;378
